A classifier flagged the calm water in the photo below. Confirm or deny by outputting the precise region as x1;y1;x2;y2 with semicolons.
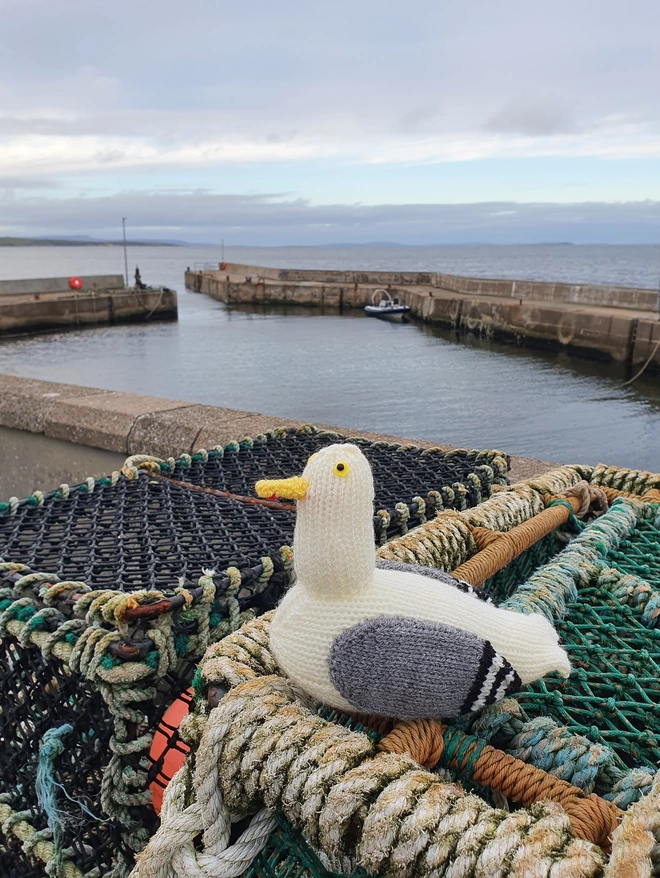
0;244;659;471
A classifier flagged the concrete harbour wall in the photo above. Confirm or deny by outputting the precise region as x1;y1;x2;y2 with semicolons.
186;264;660;371
0;275;125;297
0;287;177;335
198;263;660;312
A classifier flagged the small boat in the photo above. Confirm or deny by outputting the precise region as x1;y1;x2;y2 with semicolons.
364;289;410;321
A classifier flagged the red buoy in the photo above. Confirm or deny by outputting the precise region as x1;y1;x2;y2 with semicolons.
148;687;193;814
68;276;83;290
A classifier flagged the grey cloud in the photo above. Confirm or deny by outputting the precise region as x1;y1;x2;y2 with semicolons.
0;177;59;189
1;191;659;245
486;101;578;136
0;1;658;138
393;107;443;133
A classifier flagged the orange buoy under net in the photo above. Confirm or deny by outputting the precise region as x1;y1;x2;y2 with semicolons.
148;687;193;814
68;276;83;290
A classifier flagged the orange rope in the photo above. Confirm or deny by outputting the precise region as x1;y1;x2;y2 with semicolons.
451;495;580;586
378;719;622;850
377;718;444;768
600;485;660;505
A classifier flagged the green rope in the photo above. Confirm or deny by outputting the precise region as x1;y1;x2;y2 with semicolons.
36;724;73;878
438;724;486;776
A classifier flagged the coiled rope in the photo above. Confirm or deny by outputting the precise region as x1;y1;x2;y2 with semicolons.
132;614;621;877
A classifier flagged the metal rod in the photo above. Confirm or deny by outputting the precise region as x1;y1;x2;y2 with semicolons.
145;471;297;511
122;217;129;285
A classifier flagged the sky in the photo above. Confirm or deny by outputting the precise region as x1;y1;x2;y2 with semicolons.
1;0;659;245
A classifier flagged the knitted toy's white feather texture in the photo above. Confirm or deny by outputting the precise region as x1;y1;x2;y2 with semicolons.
257;443;571;718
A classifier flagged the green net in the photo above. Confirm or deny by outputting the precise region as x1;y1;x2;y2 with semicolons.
490;510;660;771
609;520;660;588
517;583;660;769
248;813;367;878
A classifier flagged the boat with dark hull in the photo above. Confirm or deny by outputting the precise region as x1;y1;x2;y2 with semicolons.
364;288;410;321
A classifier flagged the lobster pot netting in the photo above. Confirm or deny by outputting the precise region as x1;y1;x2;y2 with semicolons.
0;428;508;878
140;464;660;878
0;427;509;592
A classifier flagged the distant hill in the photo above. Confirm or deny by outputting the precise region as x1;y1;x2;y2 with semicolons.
0;236;185;247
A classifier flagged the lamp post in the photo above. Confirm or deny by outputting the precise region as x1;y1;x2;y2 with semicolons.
122;218;129;286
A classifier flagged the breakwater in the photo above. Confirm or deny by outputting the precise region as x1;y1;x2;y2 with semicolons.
0;274;177;335
186;263;660;370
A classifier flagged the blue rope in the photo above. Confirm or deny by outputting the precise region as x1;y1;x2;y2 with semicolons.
36;724;73;877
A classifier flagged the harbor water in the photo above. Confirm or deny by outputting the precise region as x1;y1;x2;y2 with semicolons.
0;244;659;472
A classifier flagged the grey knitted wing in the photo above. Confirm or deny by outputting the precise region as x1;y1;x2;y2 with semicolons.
328;616;521;720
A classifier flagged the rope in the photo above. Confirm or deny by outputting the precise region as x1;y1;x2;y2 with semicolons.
622;334;660;386
0;796;85;878
601;485;660;505
36;724;74;878
133;672;607;877
0;559;265;874
605;770;660;877
377;718;444;768
451;492;583;585
377;718;623;849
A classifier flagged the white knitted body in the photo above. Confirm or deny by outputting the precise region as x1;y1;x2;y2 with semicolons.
270;567;570;712
259;442;570;718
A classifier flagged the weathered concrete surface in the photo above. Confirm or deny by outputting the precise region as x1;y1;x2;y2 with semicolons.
189;263;660;312
0;288;177;335
632;318;660;367
186;265;660;370
0;275;124;296
127;405;305;459
0;374;558;487
45;392;195;453
0;376;113;432
0;425;124;499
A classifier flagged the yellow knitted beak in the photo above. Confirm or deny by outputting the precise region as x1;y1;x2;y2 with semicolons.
255;476;309;500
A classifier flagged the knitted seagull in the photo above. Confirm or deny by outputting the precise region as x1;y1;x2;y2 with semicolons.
256;443;570;720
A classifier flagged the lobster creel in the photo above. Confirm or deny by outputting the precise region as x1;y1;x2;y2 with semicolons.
137;463;660;878
0;427;509;878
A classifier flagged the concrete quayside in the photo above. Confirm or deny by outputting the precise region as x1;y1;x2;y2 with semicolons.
0;274;177;335
186;262;660;372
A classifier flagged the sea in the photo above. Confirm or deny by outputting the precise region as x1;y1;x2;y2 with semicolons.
0;243;659;471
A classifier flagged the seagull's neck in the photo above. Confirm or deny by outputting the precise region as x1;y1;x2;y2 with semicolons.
293;500;376;598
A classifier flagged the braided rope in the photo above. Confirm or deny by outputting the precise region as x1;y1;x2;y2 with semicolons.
604;770;660;877
0;796;85;878
375;468;590;572
377;719;623;849
134;671;606;877
0;558;281;873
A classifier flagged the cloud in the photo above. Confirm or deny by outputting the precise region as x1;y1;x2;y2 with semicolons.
486;100;578;136
0;0;658;177
1;190;658;244
0;0;659;232
0;176;59;189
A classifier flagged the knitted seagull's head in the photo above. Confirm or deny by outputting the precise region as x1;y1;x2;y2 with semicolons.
256;443;375;597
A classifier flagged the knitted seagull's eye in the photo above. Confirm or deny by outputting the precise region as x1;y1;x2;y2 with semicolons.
334;462;349;477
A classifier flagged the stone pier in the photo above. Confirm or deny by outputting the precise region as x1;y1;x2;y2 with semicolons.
186;263;660;372
0;275;177;335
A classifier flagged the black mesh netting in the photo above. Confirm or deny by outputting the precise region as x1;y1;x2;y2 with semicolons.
0;565;198;878
0;633;126;878
0;429;508;593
